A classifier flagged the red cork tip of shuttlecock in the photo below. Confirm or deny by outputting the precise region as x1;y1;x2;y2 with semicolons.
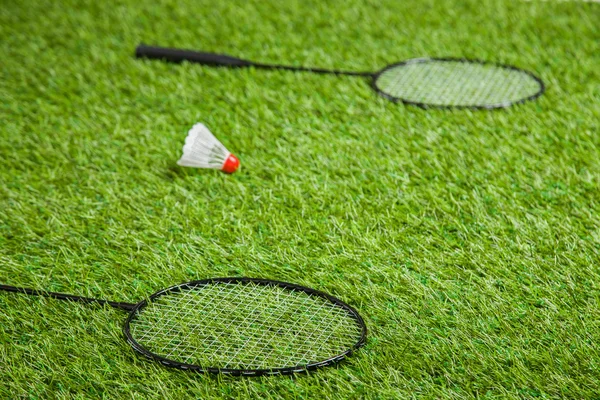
221;154;240;174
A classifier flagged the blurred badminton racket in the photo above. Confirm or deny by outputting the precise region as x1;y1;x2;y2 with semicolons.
136;44;545;110
0;277;366;376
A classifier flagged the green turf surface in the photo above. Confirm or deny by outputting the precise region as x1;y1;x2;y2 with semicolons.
1;0;599;397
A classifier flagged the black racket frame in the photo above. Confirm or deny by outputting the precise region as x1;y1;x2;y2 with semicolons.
371;58;545;110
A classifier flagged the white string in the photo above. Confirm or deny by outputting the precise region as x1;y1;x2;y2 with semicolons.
375;60;541;107
129;281;362;370
132;284;358;366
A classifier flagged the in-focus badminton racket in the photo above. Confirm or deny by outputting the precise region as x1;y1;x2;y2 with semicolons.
135;44;545;110
0;277;366;375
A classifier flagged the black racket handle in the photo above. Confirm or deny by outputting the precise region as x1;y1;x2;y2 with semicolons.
135;44;253;67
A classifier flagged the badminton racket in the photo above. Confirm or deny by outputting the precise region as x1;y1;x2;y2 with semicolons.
0;277;366;375
135;44;545;110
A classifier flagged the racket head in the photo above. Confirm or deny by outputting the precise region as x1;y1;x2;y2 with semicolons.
123;278;366;375
372;58;545;109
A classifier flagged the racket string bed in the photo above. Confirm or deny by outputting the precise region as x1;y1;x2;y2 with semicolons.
135;287;282;344
382;62;451;105
375;60;543;108
423;62;466;105
439;62;488;104
129;281;363;371
225;288;319;368
152;290;217;360
269;294;334;368
206;284;283;368
281;303;355;368
243;296;320;369
133;284;257;362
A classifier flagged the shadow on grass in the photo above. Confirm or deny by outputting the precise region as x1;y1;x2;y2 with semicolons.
163;164;228;182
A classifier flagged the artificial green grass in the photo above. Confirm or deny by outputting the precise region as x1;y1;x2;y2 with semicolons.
1;0;599;398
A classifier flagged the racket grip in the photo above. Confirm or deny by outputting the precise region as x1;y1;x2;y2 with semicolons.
135;44;253;67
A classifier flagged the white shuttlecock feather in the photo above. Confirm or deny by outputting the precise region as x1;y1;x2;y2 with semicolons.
177;123;240;174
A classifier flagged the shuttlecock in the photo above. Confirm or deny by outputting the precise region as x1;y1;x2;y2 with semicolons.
177;123;240;174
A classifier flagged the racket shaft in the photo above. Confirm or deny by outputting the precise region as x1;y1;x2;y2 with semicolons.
135;44;371;76
135;45;253;67
0;284;136;311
